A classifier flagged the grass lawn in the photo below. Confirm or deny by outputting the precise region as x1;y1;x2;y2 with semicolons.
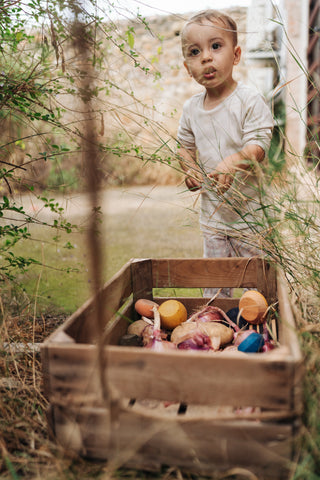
8;186;203;313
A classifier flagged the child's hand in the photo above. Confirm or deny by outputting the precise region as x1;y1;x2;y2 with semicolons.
185;169;202;191
208;156;239;194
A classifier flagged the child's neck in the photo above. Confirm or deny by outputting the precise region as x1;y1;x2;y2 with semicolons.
203;80;238;110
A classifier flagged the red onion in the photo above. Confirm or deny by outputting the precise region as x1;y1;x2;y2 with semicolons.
261;341;276;352
261;319;277;352
188;306;240;332
143;306;176;351
233;329;255;346
177;332;212;350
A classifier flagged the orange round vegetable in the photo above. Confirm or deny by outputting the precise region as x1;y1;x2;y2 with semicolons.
134;299;159;319
239;291;268;325
158;300;187;330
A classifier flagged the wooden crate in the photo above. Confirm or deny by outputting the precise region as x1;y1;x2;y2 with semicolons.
41;258;303;479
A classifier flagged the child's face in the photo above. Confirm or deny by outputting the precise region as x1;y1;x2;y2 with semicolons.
183;20;241;93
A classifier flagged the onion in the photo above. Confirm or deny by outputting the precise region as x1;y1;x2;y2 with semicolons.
143;306;176;351
261;341;276;352
233;329;255;346
260;319;277;352
177;332;212;350
171;321;233;351
187;306;240;332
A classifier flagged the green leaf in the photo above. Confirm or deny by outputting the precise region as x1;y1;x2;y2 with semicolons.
127;31;135;49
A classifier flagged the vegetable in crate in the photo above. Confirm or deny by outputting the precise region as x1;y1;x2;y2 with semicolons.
144;306;176;351
158;299;187;330
171;321;234;350
239;290;268;324
127;319;150;337
134;299;159;318
237;332;264;353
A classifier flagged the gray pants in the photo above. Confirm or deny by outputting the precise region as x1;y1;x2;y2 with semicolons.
203;232;262;298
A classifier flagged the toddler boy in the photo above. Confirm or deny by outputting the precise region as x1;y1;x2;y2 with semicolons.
177;10;274;297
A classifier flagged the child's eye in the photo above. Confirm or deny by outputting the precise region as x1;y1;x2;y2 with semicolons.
211;42;221;50
189;48;200;56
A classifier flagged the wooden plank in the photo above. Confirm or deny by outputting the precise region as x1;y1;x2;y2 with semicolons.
256;261;277;305
102;303;133;346
131;259;153;320
151;258;273;293
277;273;302;359
50;260;133;344
43;341;297;412
277;273;304;415
105;346;296;411
52;404;294;479
41;344;102;406
52;404;110;457
112;409;293;479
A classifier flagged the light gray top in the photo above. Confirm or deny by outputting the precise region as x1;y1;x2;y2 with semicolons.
177;82;274;233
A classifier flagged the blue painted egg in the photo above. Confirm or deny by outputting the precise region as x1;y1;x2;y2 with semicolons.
237;332;265;353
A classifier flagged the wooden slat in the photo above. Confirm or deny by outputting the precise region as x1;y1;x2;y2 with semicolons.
256;260;277;304
43;340;299;413
277;273;304;414
151;258;272;291
105;346;297;411
111;409;293;479
41;344;102;406
52;404;294;479
45;259;132;344
131;259;153;320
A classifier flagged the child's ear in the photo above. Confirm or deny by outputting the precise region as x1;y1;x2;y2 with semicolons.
233;46;241;65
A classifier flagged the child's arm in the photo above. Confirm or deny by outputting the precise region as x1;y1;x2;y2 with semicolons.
178;146;202;191
209;144;265;193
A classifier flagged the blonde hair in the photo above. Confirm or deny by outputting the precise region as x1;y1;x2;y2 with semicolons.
181;9;238;57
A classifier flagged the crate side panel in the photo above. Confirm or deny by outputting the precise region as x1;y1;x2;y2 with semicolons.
48;260;133;344
131;258;153;300
114;410;293;479
43;345;102;406
256;261;278;304
151;258;274;294
277;273;304;414
52;404;110;459
66;263;132;343
102;303;134;346
51;404;294;479
106;347;295;410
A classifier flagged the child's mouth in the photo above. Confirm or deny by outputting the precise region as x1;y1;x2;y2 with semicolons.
203;69;216;79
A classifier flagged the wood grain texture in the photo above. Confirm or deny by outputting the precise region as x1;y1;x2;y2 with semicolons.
277;272;304;415
52;404;294;479
50;260;132;344
151;258;276;294
105;346;297;410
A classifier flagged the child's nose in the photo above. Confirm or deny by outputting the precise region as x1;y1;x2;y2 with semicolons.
201;48;213;63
